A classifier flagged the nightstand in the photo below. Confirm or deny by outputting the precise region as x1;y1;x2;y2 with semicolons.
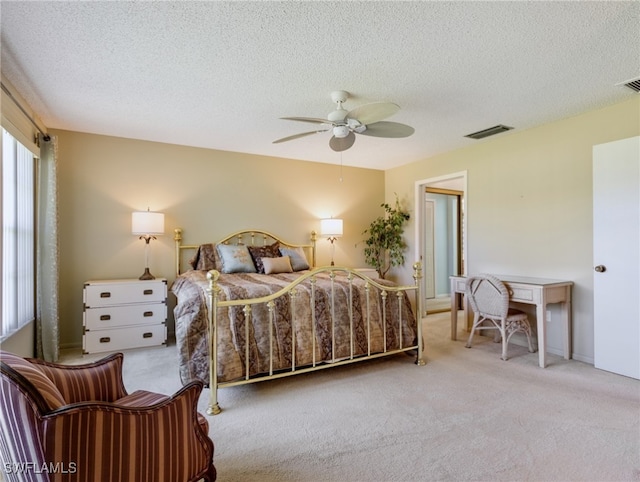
83;278;167;354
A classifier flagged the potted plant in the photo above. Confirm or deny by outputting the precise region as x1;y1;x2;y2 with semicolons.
361;195;410;279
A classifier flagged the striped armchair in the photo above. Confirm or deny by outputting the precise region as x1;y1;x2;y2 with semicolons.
0;351;216;482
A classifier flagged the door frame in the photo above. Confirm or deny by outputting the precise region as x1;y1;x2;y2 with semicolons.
414;171;468;315
425;186;464;285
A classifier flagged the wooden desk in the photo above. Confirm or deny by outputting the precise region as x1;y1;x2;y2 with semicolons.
449;275;573;368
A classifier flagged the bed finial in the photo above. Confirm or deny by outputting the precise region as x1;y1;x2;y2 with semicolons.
413;261;422;278
206;269;220;284
174;228;183;242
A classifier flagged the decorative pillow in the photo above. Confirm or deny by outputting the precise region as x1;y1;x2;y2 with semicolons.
216;244;256;273
263;256;293;275
279;246;310;271
188;243;219;271
1;352;66;410
247;242;281;274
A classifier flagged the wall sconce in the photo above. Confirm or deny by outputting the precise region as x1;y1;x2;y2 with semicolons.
320;218;343;266
132;208;165;280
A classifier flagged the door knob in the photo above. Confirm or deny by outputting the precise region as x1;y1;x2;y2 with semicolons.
594;265;606;273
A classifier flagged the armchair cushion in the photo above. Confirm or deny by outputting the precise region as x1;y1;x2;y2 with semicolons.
116;389;169;407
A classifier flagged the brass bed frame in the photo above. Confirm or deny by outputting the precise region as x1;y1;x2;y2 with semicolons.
174;228;425;415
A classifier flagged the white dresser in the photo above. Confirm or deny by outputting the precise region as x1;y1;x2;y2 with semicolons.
83;278;167;354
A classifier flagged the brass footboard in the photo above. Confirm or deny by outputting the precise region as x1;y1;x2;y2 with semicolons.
205;264;424;415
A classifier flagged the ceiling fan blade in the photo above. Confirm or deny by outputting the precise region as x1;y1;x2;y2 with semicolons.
358;121;415;138
273;129;328;144
329;131;356;152
280;116;332;125
346;102;400;125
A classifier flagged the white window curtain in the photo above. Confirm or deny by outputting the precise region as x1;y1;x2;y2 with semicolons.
36;135;59;362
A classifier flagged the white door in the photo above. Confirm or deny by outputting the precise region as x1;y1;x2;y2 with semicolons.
593;136;640;379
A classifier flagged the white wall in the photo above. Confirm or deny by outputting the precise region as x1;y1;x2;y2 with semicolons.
385;97;640;364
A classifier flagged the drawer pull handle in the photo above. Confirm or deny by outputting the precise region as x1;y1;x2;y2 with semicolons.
143;289;153;295
143;311;153;317
508;290;514;296
100;292;111;298
99;337;111;343
143;332;153;339
100;314;111;321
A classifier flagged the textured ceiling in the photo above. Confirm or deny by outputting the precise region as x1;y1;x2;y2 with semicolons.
1;1;638;170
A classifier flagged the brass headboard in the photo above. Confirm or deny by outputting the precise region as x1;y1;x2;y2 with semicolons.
174;228;317;276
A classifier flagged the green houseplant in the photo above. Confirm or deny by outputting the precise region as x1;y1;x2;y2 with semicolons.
361;195;410;279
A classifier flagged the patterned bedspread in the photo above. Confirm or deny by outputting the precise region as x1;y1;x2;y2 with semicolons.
171;270;417;385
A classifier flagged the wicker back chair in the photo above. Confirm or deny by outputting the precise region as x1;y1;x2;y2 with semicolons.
0;351;216;482
464;274;536;360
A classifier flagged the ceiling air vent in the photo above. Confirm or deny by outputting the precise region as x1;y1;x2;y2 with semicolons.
617;76;640;93
464;124;513;140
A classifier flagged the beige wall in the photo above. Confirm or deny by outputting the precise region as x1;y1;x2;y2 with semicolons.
54;130;385;349
385;97;640;364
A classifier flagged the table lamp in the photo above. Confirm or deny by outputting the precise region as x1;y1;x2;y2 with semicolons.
132;209;165;280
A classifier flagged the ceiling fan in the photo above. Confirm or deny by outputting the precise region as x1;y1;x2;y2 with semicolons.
273;90;415;152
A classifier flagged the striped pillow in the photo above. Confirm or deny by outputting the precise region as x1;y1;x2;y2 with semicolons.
1;352;66;410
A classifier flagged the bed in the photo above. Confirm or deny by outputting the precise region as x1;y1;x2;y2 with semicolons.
171;228;425;415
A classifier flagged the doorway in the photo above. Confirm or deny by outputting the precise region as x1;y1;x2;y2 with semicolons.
414;172;467;316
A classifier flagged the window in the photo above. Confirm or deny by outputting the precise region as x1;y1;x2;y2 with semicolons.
1;128;36;339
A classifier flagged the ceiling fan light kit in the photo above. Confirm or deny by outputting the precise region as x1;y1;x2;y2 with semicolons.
333;125;350;138
273;90;415;152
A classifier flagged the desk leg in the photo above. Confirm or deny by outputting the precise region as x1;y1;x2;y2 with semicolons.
451;293;458;341
562;296;572;360
536;304;547;368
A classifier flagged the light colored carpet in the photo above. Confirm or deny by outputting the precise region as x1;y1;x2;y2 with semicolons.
62;312;640;482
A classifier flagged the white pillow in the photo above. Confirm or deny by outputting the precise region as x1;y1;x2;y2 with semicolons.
263;256;293;274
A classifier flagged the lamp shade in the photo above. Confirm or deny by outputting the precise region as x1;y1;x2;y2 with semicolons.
132;211;165;235
320;218;343;237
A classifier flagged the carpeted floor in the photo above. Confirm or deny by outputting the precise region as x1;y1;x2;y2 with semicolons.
62;312;640;482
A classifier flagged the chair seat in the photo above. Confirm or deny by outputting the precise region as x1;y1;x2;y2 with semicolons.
117;390;169;407
507;307;526;318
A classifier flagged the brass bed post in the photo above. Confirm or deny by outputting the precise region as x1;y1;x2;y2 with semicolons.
244;305;251;380
310;230;317;268
289;289;297;372
413;262;426;366
310;276;317;367
207;270;222;415
348;273;354;359
365;283;372;356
